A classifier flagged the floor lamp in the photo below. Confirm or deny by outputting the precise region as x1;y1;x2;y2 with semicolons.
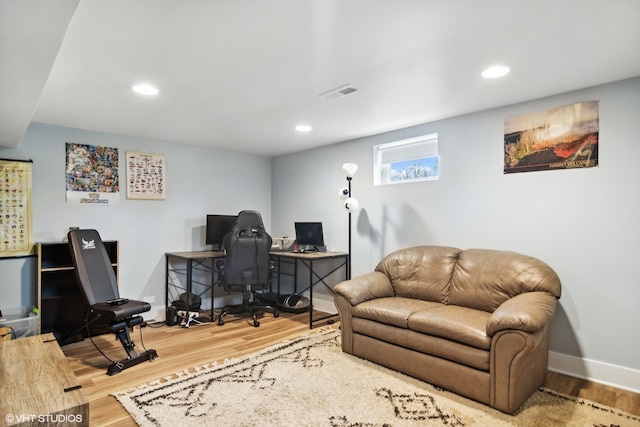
340;163;359;280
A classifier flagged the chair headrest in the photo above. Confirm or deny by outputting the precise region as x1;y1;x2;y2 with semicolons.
236;210;264;227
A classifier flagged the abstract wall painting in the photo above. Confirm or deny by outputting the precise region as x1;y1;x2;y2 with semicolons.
504;101;599;174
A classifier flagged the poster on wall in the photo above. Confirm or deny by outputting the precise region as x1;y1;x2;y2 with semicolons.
504;100;599;174
0;159;34;257
65;143;120;205
126;152;165;200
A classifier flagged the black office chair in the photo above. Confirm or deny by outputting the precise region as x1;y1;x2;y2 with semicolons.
216;211;279;327
68;228;157;375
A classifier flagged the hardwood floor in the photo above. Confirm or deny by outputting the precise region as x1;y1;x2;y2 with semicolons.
60;311;640;426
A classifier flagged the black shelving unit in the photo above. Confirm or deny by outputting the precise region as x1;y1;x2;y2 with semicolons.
37;240;118;345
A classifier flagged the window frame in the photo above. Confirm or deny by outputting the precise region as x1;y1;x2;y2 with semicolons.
373;133;439;186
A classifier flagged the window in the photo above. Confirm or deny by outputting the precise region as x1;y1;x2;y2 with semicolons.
373;133;439;186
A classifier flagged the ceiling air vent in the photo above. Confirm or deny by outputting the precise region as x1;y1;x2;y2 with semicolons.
320;84;359;100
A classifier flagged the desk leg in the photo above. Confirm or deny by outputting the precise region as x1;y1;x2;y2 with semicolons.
183;259;193;327
186;259;193;304
210;259;216;323
276;257;281;296
309;259;313;329
165;255;169;315
306;256;347;329
294;259;298;293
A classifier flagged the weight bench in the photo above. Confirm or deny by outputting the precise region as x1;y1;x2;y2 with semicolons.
68;228;157;375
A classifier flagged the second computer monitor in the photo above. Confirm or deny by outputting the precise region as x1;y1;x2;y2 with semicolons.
205;214;238;250
294;222;326;252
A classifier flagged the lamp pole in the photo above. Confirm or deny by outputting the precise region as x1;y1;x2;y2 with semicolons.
341;162;358;281
347;175;352;280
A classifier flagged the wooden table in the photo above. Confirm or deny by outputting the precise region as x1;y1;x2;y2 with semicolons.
165;250;348;328
270;251;348;328
0;333;89;426
165;250;226;324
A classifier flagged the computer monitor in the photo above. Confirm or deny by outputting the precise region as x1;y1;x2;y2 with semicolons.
294;222;326;252
205;214;237;249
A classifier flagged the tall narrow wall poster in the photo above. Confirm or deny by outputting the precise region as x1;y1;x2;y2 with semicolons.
504;101;599;174
0;159;34;257
126;152;165;200
65;143;120;205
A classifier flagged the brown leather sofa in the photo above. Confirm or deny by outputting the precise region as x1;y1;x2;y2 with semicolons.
333;246;561;414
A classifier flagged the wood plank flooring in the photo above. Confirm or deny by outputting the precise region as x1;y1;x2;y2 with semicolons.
60;311;640;426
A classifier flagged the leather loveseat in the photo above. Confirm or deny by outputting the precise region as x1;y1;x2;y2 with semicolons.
333;246;561;414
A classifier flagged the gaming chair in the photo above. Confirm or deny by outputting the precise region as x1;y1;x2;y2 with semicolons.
216;210;279;327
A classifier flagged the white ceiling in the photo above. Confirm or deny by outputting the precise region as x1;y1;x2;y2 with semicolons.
2;0;640;157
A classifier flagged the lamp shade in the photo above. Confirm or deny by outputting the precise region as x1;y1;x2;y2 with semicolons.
342;163;358;178
338;187;350;200
344;197;359;212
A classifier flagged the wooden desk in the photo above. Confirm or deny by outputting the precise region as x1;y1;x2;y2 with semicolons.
270;251;348;328
0;333;88;426
165;251;225;324
165;250;347;328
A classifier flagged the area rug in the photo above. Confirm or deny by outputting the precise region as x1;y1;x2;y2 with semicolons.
114;329;640;426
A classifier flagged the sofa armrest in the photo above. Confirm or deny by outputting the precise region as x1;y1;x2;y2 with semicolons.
333;271;395;306
486;292;558;336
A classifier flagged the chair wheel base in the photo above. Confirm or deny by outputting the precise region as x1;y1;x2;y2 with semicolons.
216;301;278;328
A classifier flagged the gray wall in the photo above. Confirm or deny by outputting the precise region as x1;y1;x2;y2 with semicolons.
272;77;640;391
2;77;638;391
0;122;272;316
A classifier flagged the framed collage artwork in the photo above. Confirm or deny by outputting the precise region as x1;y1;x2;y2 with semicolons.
65;143;120;205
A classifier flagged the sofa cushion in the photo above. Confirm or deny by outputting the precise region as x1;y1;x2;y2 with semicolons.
449;249;561;313
352;318;491;371
408;305;492;350
351;297;441;328
375;246;460;303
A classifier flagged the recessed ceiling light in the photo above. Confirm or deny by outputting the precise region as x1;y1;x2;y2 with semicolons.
132;83;159;95
295;124;312;132
481;65;510;79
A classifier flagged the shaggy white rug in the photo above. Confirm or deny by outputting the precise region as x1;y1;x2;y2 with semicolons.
114;329;640;426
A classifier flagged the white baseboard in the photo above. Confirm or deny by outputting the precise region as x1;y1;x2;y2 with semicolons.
548;350;640;394
144;304;168;323
148;295;244;323
310;295;640;395
308;297;338;315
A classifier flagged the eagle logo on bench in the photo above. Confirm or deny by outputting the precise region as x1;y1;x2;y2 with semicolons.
82;239;96;250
